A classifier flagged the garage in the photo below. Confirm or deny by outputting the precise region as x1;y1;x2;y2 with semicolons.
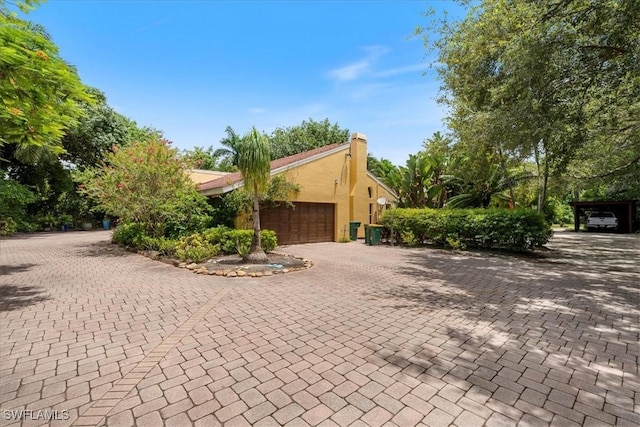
569;200;638;233
260;202;335;245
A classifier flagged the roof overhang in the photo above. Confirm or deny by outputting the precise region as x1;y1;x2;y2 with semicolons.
569;200;637;207
200;144;350;196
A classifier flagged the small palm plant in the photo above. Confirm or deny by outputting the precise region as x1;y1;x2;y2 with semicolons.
237;127;271;263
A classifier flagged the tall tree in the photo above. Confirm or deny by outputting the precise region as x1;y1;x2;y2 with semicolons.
424;0;640;209
238;127;271;263
269;118;349;160
60;87;141;168
0;0;92;163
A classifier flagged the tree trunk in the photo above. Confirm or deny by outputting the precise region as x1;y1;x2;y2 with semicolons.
497;147;515;208
534;142;543;212
244;187;268;263
536;140;550;213
540;157;550;213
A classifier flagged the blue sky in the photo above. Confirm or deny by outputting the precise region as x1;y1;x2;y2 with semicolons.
29;1;466;165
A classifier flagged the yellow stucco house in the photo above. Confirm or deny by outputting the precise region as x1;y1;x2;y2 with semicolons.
188;169;230;185
195;133;397;245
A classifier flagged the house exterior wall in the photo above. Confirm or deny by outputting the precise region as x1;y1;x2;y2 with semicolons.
365;175;396;227
220;133;396;241
271;133;395;240
276;146;351;241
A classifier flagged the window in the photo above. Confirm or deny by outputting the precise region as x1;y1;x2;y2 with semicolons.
589;212;615;217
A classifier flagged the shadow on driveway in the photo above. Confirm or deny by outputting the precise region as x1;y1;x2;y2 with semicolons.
76;240;134;258
0;263;37;276
0;284;50;312
367;232;639;384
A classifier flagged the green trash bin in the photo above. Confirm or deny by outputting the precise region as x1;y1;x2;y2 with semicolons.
349;221;361;241
364;224;370;244
369;225;383;246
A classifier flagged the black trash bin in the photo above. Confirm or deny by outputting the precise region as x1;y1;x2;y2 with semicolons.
349;221;361;241
364;224;370;244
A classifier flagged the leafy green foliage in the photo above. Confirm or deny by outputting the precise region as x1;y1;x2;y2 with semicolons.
202;227;277;254
0;179;36;234
175;234;220;263
112;222;278;261
238;127;271;260
181;145;236;172
112;222;179;255
78;136;212;238
544;197;574;226
222;175;301;218
423;0;640;209
239;127;271;195
211;126;242;170
0;0;92;163
60;87;143;168
111;222;146;246
382;208;551;252
269;118;349;160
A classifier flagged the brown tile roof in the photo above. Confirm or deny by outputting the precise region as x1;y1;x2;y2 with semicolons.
198;142;349;192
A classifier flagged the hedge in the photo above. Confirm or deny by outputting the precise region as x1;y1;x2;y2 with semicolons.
112;222;278;262
381;208;552;252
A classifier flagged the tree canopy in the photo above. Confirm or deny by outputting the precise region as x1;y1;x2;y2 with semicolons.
269;118;349;160
0;0;93;163
422;0;640;208
60;87;147;168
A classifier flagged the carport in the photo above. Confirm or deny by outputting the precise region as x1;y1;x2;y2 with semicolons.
569;200;638;233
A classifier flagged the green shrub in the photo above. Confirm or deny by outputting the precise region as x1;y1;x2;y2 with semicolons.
112;222;278;259
175;233;220;262
382;208;551;252
202;226;277;255
400;230;418;246
545;197;573;226
0;180;37;235
0;218;17;236
112;222;147;246
202;226;233;245
137;236;178;256
235;238;251;257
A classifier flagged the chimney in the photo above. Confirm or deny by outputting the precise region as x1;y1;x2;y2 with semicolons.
349;133;367;220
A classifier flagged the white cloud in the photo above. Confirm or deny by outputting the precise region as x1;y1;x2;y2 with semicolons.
374;63;429;78
327;45;390;81
328;60;371;81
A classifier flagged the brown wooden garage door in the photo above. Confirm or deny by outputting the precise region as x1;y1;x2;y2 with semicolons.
260;202;335;245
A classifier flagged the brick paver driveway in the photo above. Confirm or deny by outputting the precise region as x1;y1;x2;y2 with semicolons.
1;230;638;427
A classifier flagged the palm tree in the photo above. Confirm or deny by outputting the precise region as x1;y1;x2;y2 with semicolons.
238;127;271;263
446;166;535;208
213;126;243;170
